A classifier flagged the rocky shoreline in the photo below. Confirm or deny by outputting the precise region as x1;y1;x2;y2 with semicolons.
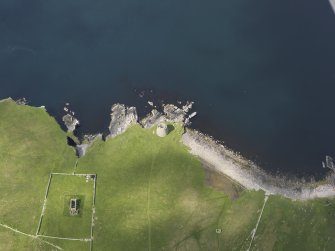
9;97;335;200
106;101;195;137
182;129;335;200
103;101;335;200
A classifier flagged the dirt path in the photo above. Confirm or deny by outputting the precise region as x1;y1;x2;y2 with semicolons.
38;234;91;242
246;194;269;251
0;223;62;250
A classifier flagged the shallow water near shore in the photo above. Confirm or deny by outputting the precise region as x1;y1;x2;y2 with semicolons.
1;0;335;179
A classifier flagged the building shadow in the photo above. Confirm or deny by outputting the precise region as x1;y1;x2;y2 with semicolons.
167;124;175;134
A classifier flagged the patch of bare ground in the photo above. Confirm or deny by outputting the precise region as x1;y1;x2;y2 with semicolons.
201;159;244;199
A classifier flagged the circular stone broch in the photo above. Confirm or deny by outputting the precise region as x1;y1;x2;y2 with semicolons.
156;123;168;137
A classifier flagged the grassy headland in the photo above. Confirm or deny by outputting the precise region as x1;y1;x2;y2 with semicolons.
0;99;335;250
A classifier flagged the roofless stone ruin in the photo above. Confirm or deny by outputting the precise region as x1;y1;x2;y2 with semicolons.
69;198;80;216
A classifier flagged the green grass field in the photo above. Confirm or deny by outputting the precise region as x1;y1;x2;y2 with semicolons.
1;99;335;250
39;174;94;239
252;196;335;250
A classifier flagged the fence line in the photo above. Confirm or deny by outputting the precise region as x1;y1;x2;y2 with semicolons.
36;173;53;235
0;223;62;250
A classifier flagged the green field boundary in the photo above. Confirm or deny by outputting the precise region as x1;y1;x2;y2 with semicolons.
90;174;97;251
35;172;97;251
52;172;96;177
37;234;91;242
36;173;53;235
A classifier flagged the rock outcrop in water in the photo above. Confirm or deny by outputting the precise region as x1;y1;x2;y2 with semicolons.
15;97;28;105
163;104;186;123
140;109;165;128
107;101;196;135
140;101;195;128
62;114;79;132
108;104;138;138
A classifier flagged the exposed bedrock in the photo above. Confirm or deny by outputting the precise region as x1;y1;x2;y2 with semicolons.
140;101;196;128
140;109;165;128
108;104;138;138
76;134;102;157
62;114;80;132
163;104;186;123
15;97;28;105
107;101;196;134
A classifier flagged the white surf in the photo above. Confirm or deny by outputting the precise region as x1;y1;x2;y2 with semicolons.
330;0;335;13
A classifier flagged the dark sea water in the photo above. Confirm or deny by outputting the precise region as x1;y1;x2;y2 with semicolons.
1;0;335;179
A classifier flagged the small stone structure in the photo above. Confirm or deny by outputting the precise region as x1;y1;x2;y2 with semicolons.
156;123;168;137
70;198;80;216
